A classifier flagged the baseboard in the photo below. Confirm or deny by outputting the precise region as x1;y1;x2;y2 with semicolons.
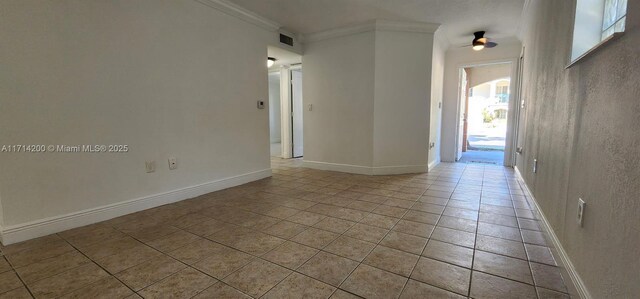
0;168;272;245
514;167;591;299
302;160;373;175
302;160;428;175
428;159;440;171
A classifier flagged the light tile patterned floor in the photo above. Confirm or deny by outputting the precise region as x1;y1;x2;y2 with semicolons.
0;158;572;298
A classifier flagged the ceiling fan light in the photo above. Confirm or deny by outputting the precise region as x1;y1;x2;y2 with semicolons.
472;40;485;51
267;57;277;67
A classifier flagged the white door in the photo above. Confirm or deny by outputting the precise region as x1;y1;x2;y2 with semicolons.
456;68;468;161
291;69;304;157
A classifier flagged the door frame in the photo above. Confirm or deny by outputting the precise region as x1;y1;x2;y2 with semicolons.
513;47;526;168
290;65;303;158
454;58;520;166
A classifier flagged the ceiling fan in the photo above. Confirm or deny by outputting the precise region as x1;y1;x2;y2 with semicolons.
467;31;498;51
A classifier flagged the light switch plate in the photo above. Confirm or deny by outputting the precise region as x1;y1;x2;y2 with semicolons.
577;198;586;227
257;100;265;109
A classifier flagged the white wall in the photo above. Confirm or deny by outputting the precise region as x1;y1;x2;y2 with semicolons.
441;41;521;162
303;21;438;174
268;73;281;143
303;31;376;168
428;30;447;168
0;0;275;242
373;30;433;170
468;63;511;87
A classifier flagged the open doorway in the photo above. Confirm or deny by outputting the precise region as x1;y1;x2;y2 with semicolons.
456;62;514;165
268;72;282;157
267;46;302;159
291;67;303;158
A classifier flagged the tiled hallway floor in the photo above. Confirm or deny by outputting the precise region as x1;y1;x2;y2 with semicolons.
0;159;571;298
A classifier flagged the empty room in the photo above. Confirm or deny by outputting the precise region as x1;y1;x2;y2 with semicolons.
1;0;638;298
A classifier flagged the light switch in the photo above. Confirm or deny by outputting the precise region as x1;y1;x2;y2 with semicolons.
257;100;265;109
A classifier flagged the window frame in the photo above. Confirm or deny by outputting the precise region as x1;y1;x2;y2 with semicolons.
568;0;627;67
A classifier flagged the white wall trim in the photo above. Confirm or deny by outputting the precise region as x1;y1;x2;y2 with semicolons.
303;160;428;175
194;0;281;32
0;169;272;245
302;20;440;43
428;159;440;171
372;164;429;175
375;20;440;34
514;167;592;299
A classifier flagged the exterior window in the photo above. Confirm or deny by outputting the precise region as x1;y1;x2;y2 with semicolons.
602;0;627;40
495;109;507;119
496;84;509;103
571;0;628;63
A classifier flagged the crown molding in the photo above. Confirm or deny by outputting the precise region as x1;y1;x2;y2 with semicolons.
375;20;440;34
194;0;281;32
302;19;440;43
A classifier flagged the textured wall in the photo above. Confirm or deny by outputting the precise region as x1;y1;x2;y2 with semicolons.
518;1;640;297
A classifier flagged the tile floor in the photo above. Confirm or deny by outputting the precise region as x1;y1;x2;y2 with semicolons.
0;158;572;298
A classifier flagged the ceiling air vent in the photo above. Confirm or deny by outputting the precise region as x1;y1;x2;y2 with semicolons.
280;34;294;47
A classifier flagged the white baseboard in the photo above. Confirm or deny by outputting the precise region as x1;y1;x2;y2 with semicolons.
428;159;440;171
514;167;591;299
0;168;272;245
302;160;428;175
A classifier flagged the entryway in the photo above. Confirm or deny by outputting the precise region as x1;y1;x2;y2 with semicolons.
456;62;516;166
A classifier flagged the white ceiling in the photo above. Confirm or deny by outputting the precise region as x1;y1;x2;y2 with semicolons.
226;0;525;46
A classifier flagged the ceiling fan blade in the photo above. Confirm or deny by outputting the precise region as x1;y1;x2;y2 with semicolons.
485;42;498;48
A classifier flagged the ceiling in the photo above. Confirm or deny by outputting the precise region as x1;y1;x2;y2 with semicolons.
226;0;525;46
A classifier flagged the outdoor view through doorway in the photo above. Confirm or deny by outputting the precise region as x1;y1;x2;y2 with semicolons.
458;63;512;165
461;78;510;164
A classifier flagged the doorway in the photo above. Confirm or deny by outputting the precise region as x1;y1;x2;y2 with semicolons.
291;68;303;158
455;62;516;165
267;46;302;159
268;72;282;157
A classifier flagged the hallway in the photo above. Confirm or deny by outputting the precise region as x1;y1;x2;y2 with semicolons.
0;159;569;298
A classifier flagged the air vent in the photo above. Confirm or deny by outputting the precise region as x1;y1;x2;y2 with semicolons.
280;34;294;47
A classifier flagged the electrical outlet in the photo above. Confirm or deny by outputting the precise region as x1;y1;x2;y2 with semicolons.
168;157;177;170
577;198;586;227
145;161;156;173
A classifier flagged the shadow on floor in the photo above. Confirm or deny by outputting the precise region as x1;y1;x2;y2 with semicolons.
458;150;504;165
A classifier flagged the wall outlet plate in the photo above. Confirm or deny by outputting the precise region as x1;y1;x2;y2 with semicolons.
577;198;586;227
168;157;177;170
145;161;156;173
